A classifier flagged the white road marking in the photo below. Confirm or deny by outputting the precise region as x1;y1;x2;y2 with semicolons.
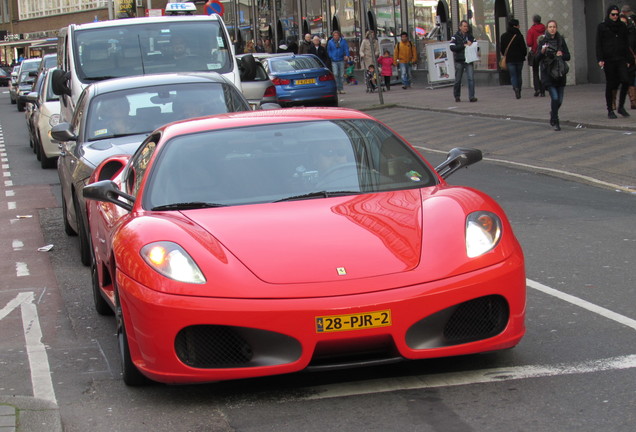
12;240;24;250
16;262;30;277
527;279;636;331
303;354;636;400
0;293;57;403
5;190;14;196
8;201;15;210
417;146;636;194
1;164;8;169
4;180;12;187
301;279;636;400
21;292;57;403
3;172;10;177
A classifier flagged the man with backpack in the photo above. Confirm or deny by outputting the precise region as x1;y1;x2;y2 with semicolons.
393;32;417;89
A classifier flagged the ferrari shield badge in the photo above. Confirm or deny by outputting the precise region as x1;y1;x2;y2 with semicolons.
337;267;347;276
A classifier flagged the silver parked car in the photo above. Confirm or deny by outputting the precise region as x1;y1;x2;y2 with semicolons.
51;72;251;266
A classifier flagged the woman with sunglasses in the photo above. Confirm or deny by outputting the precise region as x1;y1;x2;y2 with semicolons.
537;20;570;131
596;4;631;119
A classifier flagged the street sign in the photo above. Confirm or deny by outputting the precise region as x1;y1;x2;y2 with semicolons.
205;0;224;16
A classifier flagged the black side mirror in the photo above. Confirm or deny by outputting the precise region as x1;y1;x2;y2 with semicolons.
83;180;134;212
51;69;71;97
435;148;482;179
50;122;77;142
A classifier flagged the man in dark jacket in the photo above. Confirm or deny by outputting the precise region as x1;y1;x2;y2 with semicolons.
450;20;477;102
308;35;330;69
597;4;631;118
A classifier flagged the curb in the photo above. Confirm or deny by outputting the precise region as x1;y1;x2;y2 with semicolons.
0;397;62;432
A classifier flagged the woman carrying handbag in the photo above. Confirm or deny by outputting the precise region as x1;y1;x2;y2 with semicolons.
536;20;571;131
500;19;528;99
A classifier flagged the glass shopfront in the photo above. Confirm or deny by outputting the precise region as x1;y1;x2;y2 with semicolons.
221;0;508;71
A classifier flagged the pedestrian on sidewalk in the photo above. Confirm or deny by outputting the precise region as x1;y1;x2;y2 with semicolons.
526;14;546;97
299;33;313;54
621;5;636;109
537;20;570;131
309;35;330;69
450;20;477;102
393;31;417;89
500;18;527;99
378;49;394;91
596;4;631;118
360;30;380;71
327;30;350;94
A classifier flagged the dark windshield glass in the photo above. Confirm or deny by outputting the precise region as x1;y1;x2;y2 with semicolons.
86;82;247;141
269;56;322;73
144;119;436;209
74;21;232;82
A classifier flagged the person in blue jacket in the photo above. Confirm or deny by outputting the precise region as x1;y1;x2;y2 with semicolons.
327;30;350;94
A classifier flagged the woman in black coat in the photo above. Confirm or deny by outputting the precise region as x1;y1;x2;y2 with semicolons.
536;20;571;131
500;19;528;98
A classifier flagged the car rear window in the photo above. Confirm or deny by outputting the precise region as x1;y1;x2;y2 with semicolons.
269;56;322;73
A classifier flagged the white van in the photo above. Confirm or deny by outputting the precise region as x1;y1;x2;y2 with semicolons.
52;14;242;122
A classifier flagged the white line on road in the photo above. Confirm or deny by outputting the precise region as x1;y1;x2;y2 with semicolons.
8;201;15;210
303;354;636;400
527;279;636;331
20;292;57;403
0;292;57;403
12;239;23;250
417;146;636;194
16;262;30;277
301;279;636;400
5;190;14;196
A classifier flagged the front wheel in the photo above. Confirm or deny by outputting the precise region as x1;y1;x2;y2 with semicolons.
73;196;91;266
116;290;150;386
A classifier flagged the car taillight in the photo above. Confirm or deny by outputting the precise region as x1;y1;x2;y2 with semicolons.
272;77;291;85
319;73;335;82
264;85;277;97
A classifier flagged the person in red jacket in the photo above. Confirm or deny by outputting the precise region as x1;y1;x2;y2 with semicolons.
377;49;394;91
526;14;546;97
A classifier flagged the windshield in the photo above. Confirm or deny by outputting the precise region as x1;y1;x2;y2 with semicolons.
86;82;248;141
74;21;233;82
144;119;436;209
268;56;323;73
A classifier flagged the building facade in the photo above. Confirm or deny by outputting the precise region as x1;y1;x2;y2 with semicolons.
0;0;630;85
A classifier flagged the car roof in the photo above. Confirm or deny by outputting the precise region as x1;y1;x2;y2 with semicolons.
88;72;232;96
160;108;374;140
72;15;223;31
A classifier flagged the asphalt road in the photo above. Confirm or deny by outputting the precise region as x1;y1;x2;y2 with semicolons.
1;93;635;432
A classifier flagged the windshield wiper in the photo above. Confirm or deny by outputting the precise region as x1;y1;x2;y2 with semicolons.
151;202;226;211
88;132;148;141
275;191;360;202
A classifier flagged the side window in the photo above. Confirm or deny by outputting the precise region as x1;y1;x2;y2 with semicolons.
126;133;160;196
71;90;88;133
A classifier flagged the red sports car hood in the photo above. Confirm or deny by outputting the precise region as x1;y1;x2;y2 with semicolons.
185;190;424;284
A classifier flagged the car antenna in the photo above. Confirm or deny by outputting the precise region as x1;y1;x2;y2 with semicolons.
138;35;146;75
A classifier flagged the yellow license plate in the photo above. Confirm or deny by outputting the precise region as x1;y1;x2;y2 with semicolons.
316;310;391;333
295;78;316;85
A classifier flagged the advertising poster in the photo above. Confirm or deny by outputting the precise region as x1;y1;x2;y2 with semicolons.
426;42;455;84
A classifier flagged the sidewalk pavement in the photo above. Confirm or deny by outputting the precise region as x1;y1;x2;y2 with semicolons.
337;81;636;193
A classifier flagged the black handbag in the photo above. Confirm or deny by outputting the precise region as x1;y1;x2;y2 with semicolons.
549;56;569;79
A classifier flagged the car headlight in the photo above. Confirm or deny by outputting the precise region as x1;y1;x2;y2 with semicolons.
49;114;60;127
141;241;206;284
466;211;502;258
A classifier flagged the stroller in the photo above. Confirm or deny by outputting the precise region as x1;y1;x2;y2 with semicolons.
365;69;377;93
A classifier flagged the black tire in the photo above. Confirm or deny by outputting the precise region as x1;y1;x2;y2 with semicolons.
39;138;56;168
116;290;150;386
17;100;24;112
239;54;257;81
91;260;113;316
62;193;77;236
73;197;92;266
10;95;16;104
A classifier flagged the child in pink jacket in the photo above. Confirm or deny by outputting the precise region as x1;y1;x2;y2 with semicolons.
377;50;394;91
